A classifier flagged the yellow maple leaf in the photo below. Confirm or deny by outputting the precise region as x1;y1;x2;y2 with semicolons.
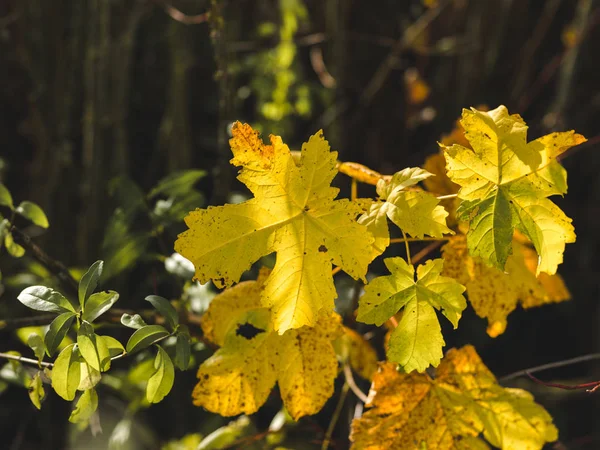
175;123;374;332
441;105;586;275
334;327;379;381
192;270;342;420
350;345;557;450
442;235;570;337
359;167;452;258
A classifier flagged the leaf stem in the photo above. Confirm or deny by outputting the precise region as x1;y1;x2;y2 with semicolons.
436;193;458;200
351;178;358;201
401;229;411;265
321;382;350;450
343;364;369;403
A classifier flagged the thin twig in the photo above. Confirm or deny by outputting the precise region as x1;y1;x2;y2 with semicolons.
343;364;369;403
411;241;444;266
321;382;350;450
499;353;600;382
152;0;209;25
0;352;52;368
526;372;600;393
389;236;450;244
436;194;457;200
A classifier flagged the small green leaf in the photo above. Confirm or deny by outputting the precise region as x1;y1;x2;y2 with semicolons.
15;201;49;228
145;295;178;330
77;362;102;391
99;335;125;358
69;388;98;424
174;330;191;371
51;343;80;400
18;286;75;313
27;334;46;365
126;325;169;354
120;313;147;329
77;322;111;372
5;232;25;258
0;184;14;209
148;170;206;199
78;260;103;309
82;290;119;322
28;372;45;410
44;312;76;356
146;346;175;403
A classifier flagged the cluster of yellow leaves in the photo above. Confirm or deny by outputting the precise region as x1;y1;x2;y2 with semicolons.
441;105;585;275
176;123;373;333
350;346;557;450
442;235;570;337
192;269;343;420
422;107;576;336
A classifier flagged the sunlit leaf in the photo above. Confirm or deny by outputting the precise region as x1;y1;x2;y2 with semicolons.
15;201;49;228
120;313;148;330
82;290;119;322
51;343;80;401
146;346;175;403
77;322;111;372
27;334;46;365
69;388;98;424
126;325;169;354
0;183;14;209
18;286;75;313
78;260;103;309
45;312;76;356
28;372;45;410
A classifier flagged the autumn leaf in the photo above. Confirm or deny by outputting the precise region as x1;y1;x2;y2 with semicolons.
359;167;452;258
356;257;466;372
175;123;373;332
442;234;570;337
350;345;557;450
441;105;585;274
192;270;342;420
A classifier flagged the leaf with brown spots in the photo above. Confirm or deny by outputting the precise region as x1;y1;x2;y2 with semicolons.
193;273;342;420
350;345;557;450
442;235;570;337
441;105;585;274
175;123;373;333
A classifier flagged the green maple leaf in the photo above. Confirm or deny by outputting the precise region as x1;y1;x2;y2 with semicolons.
359;167;452;258
441;105;586;274
357;257;466;373
175;123;373;332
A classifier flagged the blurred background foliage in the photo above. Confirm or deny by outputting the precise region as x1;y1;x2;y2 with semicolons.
0;0;599;448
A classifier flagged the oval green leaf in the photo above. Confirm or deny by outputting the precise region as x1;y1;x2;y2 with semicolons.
45;312;76;357
5;232;25;258
77;362;102;391
99;335;125;358
69;388;98;424
174;331;191;371
145;295;178;330
0;183;14;209
28;372;45;410
27;334;46;364
78;260;104;309
18;286;75;313
126;325;169;354
51;343;80;400
77;322;111;372
82;290;119;322
120;313;147;330
146;346;175;403
15;201;49;228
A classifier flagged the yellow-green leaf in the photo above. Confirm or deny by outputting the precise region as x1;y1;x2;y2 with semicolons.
334;327;378;381
51;343;81;401
146;346;175;403
69;388;98;424
350;345;557;450
192;272;342;420
175;123;373;332
357;257;466;373
441;105;585;274
77;322;111;372
45;312;76;356
28;372;45;410
359;168;452;258
15;201;49;228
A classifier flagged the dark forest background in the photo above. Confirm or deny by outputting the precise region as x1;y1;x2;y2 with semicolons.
1;0;599;448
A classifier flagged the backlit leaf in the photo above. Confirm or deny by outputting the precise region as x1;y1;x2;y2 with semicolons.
18;286;75;313
441;105;585;274
28;372;45;410
126;325;169;354
0;184;14;209
357;257;466;372
51;343;80;401
69;388;98;424
78;260;103;309
77;322;111;372
27;334;46;365
359;167;452;258
5;232;25;258
193;272;342;420
82;290;119;322
15;201;49;228
146;346;175;403
175;123;374;332
350;346;557;450
120;313;148;330
45;312;76;356
442;235;570;337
